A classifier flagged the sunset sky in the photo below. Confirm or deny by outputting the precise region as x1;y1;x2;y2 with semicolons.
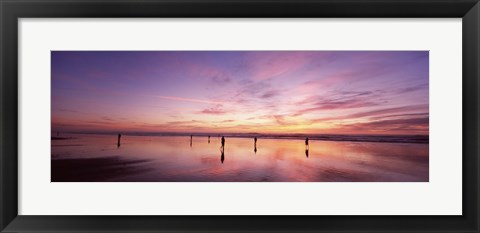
51;51;428;135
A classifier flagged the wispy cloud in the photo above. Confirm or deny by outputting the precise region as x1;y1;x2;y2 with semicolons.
260;90;281;99
199;105;228;115
311;104;428;122
245;52;311;81
293;91;385;116
335;117;429;134
156;95;223;105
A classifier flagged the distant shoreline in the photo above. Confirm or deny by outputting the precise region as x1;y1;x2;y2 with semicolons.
53;132;429;144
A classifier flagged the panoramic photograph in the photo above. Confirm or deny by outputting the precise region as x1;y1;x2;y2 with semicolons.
51;51;429;182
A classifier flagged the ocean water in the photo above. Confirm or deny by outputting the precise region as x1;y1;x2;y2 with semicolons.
51;134;428;182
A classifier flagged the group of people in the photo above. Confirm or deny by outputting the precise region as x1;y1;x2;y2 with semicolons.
174;135;310;153
117;134;311;160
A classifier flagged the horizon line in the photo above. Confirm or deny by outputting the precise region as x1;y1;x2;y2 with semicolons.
52;130;429;137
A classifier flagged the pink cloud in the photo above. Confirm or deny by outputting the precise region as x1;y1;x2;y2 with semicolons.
200;107;228;115
156;95;223;105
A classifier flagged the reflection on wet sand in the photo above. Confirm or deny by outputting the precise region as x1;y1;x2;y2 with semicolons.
221;149;225;164
51;134;429;182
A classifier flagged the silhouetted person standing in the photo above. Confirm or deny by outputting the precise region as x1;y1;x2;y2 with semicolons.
305;137;309;150
254;137;257;154
208;135;210;144
221;136;225;150
117;134;122;148
190;135;193;147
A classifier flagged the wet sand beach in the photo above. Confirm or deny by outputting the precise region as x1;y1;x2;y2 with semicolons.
51;134;428;182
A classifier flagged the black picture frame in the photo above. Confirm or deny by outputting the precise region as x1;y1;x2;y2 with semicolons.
1;0;479;232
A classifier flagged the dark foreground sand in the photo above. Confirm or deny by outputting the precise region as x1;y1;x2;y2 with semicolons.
51;157;151;182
